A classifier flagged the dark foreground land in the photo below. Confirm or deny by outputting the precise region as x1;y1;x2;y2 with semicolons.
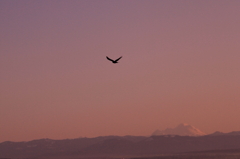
1;133;240;159
1;150;240;159
131;153;240;159
2;152;240;159
131;149;240;159
2;151;240;159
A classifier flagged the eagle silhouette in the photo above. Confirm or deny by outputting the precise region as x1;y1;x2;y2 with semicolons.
106;56;122;64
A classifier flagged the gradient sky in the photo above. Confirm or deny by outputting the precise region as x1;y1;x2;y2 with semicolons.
1;0;240;142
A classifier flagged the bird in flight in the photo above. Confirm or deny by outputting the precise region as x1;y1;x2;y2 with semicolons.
106;56;122;64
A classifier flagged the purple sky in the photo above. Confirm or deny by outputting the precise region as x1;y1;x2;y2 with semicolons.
1;0;240;142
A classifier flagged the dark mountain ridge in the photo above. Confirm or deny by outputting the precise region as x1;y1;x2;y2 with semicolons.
1;132;240;158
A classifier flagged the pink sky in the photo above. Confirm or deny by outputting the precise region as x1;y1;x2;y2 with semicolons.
1;0;240;142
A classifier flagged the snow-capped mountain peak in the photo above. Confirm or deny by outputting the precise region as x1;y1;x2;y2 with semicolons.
152;123;206;136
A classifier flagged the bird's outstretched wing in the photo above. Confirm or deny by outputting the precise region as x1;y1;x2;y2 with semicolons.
115;56;122;62
106;56;114;62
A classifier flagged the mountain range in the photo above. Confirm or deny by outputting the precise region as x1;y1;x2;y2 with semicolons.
1;130;240;158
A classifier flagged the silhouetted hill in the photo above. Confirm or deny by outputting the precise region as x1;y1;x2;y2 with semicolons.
1;133;240;158
208;131;240;136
